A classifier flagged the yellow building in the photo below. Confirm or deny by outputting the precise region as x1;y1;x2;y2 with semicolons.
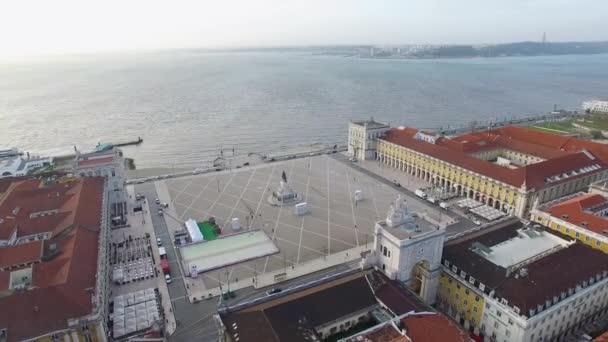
437;271;485;333
439;220;608;342
531;192;608;254
371;125;608;218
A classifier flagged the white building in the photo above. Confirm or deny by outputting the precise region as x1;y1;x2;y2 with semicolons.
368;195;446;304
583;100;608;114
0;156;53;178
348;119;390;160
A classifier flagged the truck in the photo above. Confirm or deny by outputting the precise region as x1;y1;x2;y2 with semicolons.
439;202;450;210
160;258;170;275
159;247;170;274
414;189;427;198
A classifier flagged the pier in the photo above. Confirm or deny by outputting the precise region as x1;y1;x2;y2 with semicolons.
113;137;143;147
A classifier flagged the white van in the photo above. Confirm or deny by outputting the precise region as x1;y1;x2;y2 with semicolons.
439;202;450;210
414;189;427;198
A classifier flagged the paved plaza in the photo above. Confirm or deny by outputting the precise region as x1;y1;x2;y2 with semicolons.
158;155;453;293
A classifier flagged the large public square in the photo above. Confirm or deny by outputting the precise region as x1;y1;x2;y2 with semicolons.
155;154;454;296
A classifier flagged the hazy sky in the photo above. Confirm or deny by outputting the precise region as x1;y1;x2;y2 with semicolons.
1;0;607;57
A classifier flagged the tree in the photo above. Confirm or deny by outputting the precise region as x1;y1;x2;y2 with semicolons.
591;130;604;139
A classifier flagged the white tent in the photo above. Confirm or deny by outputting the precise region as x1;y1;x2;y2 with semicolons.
185;218;204;243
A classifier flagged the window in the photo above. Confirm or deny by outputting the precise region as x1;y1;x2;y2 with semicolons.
506;329;511;337
474;307;478;312
486;303;490;309
508;318;513;325
111;169;116;177
475;296;480;302
497;311;502;317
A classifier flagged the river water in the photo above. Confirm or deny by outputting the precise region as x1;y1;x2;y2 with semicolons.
1;51;607;168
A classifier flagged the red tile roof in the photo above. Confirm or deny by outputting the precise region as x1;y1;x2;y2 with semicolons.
368;272;427;315
595;331;608;342
0;178;102;240
0;177;104;342
0;270;9;291
0;240;43;269
403;314;469;342
345;324;407;342
77;156;113;167
545;193;608;235
381;126;607;190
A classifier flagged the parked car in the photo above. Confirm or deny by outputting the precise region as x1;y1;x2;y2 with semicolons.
155;198;160;204
439;202;450;210
158;210;164;216
136;194;145;201
473;219;482;226
266;288;282;295
349;157;357;162
165;274;172;284
157;237;162;246
414;189;427;198
161;202;169;208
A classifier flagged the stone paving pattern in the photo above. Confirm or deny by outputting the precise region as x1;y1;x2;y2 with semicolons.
163;155;411;289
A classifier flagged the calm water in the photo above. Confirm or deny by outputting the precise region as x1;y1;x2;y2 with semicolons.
1;51;608;168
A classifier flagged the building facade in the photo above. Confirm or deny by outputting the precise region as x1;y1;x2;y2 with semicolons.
370;195;446;304
531;193;608;254
583;100;608;114
74;146;127;224
372;126;608;217
437;221;608;342
0;156;53;178
347;119;390;160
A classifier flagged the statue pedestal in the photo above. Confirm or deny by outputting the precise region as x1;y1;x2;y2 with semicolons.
267;180;302;206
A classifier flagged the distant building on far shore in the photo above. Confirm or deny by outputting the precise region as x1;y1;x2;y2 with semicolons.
583;100;608;114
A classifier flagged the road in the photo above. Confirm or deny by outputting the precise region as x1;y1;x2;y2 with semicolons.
136;183;219;342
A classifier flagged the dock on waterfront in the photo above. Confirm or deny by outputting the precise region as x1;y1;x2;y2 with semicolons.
113;137;143;147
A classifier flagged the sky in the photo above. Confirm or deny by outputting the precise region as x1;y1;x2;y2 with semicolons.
0;0;607;57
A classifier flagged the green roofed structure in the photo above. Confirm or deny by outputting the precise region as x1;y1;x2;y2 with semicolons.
197;221;219;240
